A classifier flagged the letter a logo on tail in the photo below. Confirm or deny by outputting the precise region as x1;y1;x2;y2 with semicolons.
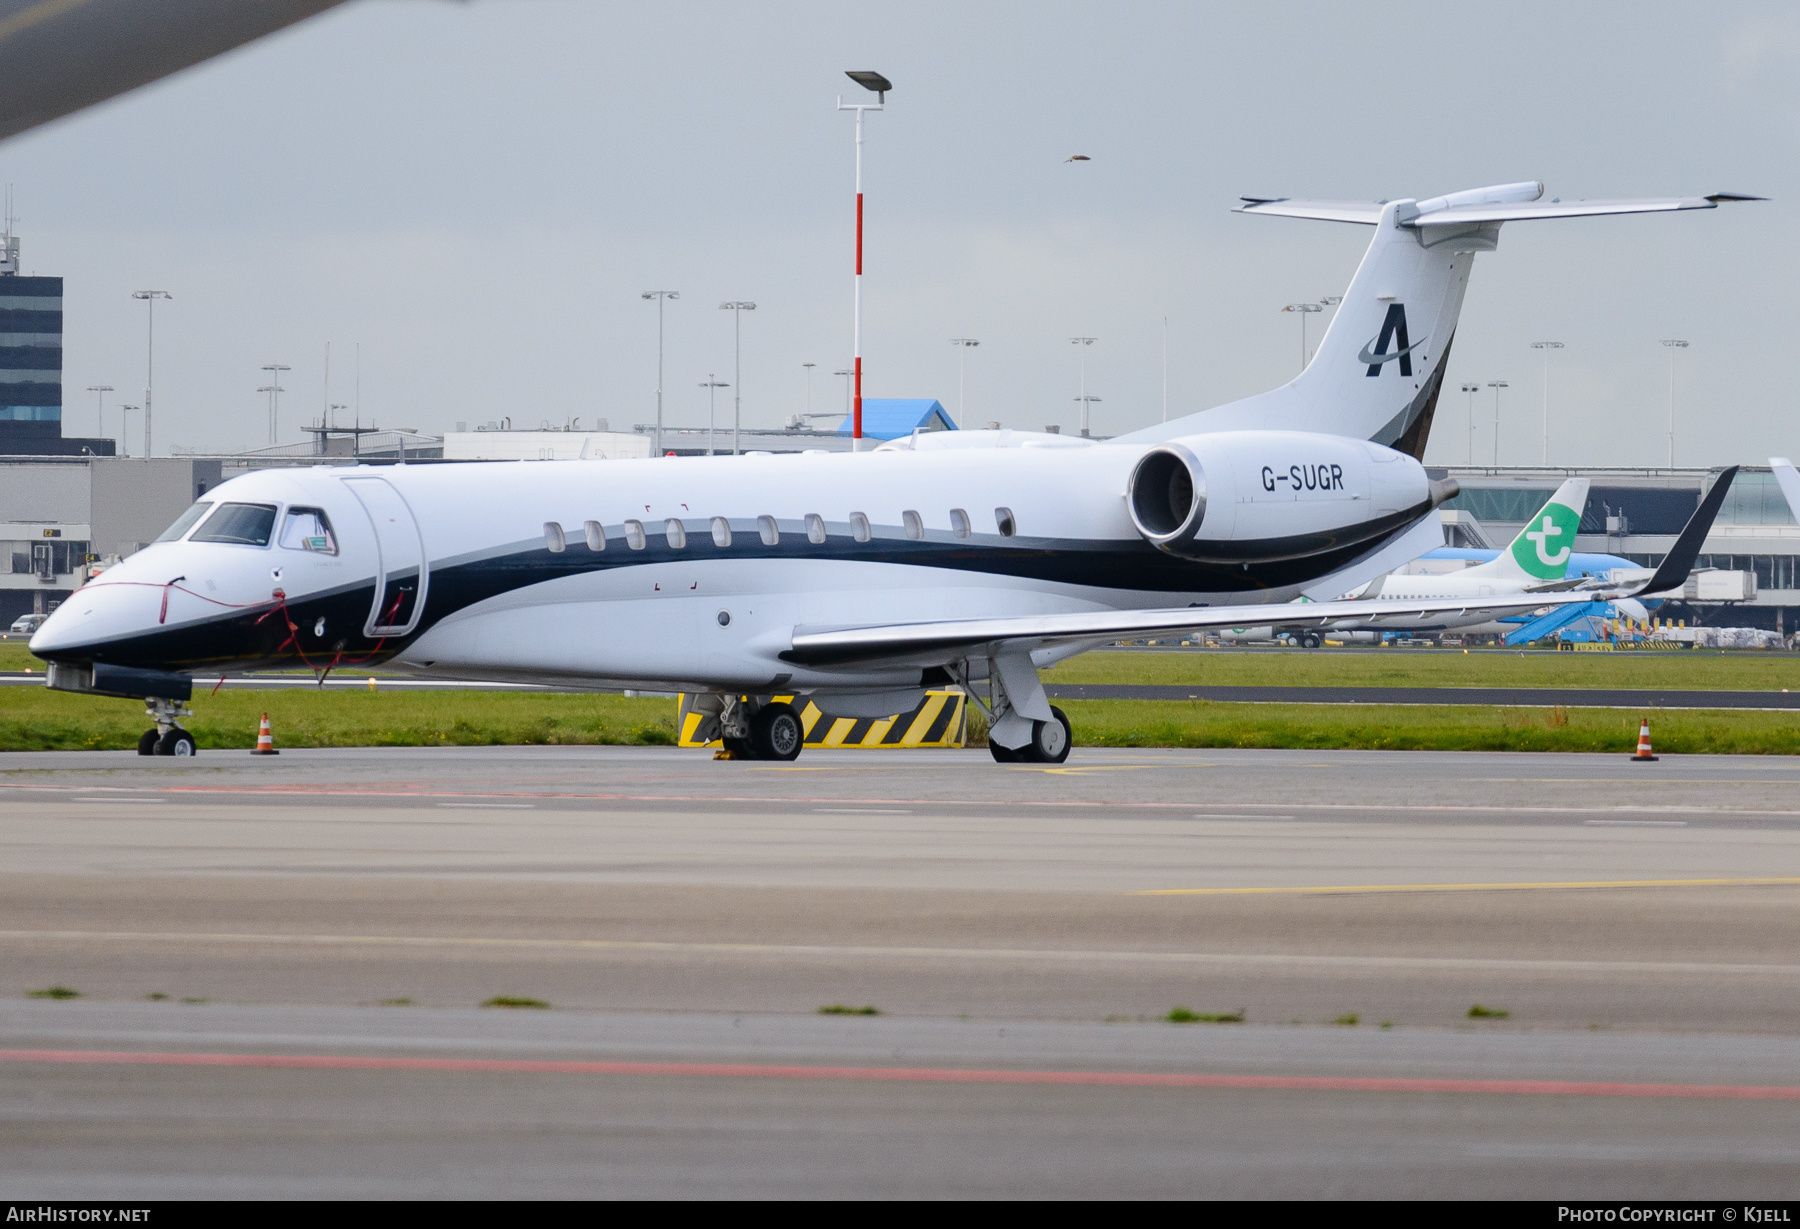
1358;303;1426;377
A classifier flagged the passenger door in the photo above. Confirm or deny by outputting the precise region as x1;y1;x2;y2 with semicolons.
341;477;429;637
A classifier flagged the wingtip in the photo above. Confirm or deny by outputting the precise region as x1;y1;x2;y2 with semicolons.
1705;193;1768;203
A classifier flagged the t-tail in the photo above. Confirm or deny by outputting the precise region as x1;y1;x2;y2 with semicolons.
1117;183;1759;458
1462;477;1590;583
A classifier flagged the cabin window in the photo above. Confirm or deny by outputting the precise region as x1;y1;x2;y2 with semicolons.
584;520;606;551
624;519;646;550
191;502;278;547
155;501;213;542
995;507;1016;537
758;515;779;546
711;517;732;548
665;519;687;549
849;512;871;543
805;513;826;544
278;507;337;554
902;510;923;540
544;521;566;553
949;508;971;539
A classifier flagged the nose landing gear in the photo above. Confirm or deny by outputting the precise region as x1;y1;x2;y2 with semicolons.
137;696;197;757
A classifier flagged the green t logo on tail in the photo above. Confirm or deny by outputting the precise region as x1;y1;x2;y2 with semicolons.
1512;501;1580;579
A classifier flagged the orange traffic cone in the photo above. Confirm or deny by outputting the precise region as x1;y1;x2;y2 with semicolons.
1630;716;1657;763
251;712;280;756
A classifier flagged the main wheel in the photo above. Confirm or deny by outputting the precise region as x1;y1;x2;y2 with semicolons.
749;702;803;761
155;727;197;757
137;729;160;756
1299;632;1323;649
1025;706;1072;764
989;740;1022;762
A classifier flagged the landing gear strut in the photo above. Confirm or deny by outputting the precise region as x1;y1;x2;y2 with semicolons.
701;695;804;761
960;653;1073;765
137;696;196;757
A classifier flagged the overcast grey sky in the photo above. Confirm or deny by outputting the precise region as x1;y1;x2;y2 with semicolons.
0;0;1793;465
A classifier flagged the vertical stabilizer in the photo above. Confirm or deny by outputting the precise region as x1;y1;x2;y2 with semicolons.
1121;198;1502;455
1463;477;1590;583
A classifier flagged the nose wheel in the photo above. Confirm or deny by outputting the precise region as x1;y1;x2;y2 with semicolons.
139;696;197;757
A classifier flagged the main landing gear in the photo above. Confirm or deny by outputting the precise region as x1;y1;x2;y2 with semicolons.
988;705;1072;764
970;651;1073;765
701;696;804;761
137;696;197;757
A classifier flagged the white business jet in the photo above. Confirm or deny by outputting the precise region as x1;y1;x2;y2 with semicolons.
31;182;1750;761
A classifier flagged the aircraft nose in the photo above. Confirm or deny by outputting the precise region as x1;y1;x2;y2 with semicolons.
28;580;163;660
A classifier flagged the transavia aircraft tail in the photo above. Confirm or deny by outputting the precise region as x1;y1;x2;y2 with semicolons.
30;184;1755;763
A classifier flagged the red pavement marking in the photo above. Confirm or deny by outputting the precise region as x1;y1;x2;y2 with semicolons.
3;1050;1797;1099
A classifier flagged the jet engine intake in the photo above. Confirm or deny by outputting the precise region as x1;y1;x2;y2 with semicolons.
1127;444;1206;548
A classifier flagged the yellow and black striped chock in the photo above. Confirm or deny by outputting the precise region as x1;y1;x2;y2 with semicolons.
678;690;966;750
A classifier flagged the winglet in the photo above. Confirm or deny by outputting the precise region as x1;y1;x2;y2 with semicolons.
1636;466;1738;596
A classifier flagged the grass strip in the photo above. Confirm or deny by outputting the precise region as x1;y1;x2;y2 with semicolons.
0;687;678;752
1050;649;1800;691
1058;699;1800;754
3;684;1798;755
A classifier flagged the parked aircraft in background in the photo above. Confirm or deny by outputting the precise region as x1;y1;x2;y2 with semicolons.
31;184;1747;761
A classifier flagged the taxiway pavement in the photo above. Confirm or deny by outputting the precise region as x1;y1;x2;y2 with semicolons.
3;745;1799;1197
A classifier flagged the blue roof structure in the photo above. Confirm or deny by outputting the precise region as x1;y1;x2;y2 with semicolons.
835;398;957;440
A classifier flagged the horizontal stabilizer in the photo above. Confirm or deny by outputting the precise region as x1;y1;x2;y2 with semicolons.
1235;198;1385;224
1237;186;1763;228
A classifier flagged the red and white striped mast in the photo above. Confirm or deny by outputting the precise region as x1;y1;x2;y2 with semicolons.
839;71;890;452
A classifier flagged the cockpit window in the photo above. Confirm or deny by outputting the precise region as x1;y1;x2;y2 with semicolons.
278;507;338;555
154;501;213;542
190;502;278;547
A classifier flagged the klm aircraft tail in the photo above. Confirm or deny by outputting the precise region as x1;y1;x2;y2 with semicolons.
1118;184;1756;457
1461;477;1590;584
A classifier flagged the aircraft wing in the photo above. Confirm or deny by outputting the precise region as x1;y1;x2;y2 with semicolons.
1771;457;1800;524
782;467;1738;671
784;589;1615;669
0;0;347;144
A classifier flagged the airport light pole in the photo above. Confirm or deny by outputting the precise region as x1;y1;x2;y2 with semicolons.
118;405;137;458
1074;395;1102;436
949;338;979;428
802;362;816;421
1283;302;1322;371
1487;380;1508;466
840;70;890;451
87;385;112;443
719;301;755;455
131;290;170;456
641;290;679;456
1661;339;1688;467
699;376;728;456
1531;341;1564;464
834;368;852;419
259;364;290;445
1162;316;1169;422
1069;337;1097;436
1461;383;1479;465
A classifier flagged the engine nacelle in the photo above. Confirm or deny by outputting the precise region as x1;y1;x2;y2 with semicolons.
1126;430;1453;564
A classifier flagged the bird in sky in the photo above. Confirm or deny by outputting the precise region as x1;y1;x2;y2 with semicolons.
1064;154;1091;163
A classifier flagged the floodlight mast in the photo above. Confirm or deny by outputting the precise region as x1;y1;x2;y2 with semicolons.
839;71;891;451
